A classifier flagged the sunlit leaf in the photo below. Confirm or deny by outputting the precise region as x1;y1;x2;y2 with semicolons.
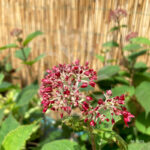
23;31;43;46
0;43;18;51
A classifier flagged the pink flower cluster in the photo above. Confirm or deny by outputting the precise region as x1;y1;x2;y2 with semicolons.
39;61;134;127
108;9;127;22
126;32;138;41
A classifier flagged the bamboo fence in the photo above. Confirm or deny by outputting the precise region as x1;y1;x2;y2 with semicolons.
0;0;150;84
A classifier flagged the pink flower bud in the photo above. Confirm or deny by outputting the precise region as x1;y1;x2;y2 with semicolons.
90;120;96;126
106;90;112;96
89;81;96;87
86;96;93;101
98;99;103;105
81;82;88;88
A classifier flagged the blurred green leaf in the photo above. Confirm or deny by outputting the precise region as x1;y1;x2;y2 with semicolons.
0;43;18;51
103;41;119;47
0;109;4;125
15;47;31;61
114;76;129;85
24;53;45;65
128;142;150;150
135;112;150;135
42;139;80;150
128;49;148;61
134;62;147;71
131;37;150;46
1;123;39;150
110;26;119;32
0;114;19;146
123;43;141;51
0;73;4;84
97;65;120;81
16;83;39;106
0;82;13;92
96;55;105;62
135;81;150;116
23;31;43;46
133;72;150;87
5;63;12;72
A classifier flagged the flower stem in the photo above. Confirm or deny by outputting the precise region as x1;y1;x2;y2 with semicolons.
88;126;96;150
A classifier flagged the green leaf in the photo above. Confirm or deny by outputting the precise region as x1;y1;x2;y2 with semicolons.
0;43;18;51
24;53;45;65
103;41;119;47
135;81;150;115
93;129;128;150
0;114;19;146
128;142;150;150
97;65;120;81
134;62;147;71
96;55;105;62
0;73;4;84
131;37;150;46
112;85;135;97
5;63;12;72
0;109;4;125
135;112;150;135
42;139;80;150
114;76;129;85
123;43;141;51
97;109;121;130
15;47;31;61
16;83;39;106
0;82;13;92
23;31;43;46
128;49;148;60
110;26;119;32
133;72;150;87
1;123;39;150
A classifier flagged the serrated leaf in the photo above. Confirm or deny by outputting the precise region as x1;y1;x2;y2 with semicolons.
97;65;120;81
103;41;119;47
96;55;105;62
0;43;18;51
15;47;31;61
42;139;80;150
123;43;141;51
0;114;19;146
96;109;121;130
128;142;150;150
128;49;148;60
135;81;150;116
135;112;150;135
112;85;135;97
1;123;38;150
23;31;43;46
16;83;39;106
131;37;150;46
93;129;128;150
24;53;45;65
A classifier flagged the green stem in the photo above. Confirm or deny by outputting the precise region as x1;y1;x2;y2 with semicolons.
88;126;97;150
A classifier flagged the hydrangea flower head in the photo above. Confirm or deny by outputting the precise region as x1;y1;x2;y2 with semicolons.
39;60;134;127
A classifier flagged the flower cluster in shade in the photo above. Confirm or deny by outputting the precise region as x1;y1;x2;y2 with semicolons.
39;60;134;127
126;32;138;42
108;8;127;22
